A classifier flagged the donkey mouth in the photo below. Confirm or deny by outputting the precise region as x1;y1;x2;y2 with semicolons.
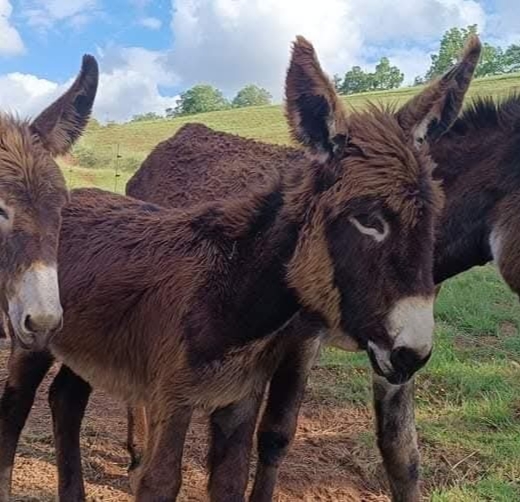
367;342;411;385
10;323;53;352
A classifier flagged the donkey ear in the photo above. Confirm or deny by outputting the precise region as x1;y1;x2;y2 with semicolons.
285;36;348;163
397;34;481;145
30;54;99;157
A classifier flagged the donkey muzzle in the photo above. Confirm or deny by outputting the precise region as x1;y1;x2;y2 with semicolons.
7;262;63;350
367;295;435;384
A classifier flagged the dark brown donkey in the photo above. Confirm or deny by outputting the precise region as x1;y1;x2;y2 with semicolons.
0;36;455;502
0;54;98;496
126;39;485;502
0;55;98;349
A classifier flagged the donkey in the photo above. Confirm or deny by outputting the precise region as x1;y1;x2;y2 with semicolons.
0;55;98;349
0;37;480;502
0;35;456;502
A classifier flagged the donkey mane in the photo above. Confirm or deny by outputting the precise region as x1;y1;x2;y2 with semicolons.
449;93;520;135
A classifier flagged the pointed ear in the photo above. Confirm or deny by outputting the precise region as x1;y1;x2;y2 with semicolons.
397;34;481;145
30;54;99;156
285;36;348;163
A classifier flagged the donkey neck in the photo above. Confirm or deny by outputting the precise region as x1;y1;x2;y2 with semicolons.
431;120;520;283
176;183;311;359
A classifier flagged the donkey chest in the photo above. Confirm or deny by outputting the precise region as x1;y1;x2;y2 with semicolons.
186;334;286;410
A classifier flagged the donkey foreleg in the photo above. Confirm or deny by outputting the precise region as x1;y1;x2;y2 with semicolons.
208;394;263;502
372;373;420;502
0;344;54;502
127;403;148;482
134;398;193;502
249;338;320;502
48;365;92;502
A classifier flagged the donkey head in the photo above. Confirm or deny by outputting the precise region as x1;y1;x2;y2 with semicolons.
0;55;98;350
286;36;480;384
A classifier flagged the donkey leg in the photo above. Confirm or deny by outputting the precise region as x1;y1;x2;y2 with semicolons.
207;394;263;502
0;345;54;501
127;404;148;472
127;405;148;494
372;373;420;502
249;340;319;502
134;401;193;502
48;365;92;502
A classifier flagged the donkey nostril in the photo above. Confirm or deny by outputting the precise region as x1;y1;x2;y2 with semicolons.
24;315;36;333
23;312;62;334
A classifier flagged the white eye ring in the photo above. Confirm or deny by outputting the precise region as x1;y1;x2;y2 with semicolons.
349;214;389;242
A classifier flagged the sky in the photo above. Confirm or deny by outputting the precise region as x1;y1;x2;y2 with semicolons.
0;0;518;122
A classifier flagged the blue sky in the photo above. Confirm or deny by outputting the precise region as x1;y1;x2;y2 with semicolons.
1;0;518;122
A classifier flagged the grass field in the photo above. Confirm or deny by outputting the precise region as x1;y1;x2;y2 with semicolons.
63;71;520;194
52;75;520;500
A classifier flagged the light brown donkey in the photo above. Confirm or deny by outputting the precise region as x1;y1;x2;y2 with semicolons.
0;36;467;502
0;55;98;347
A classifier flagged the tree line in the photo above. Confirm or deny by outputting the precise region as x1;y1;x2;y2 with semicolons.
131;84;272;122
131;25;520;121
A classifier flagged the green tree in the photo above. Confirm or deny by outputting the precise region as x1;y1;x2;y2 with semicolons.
131;112;162;122
425;25;479;81
175;84;229;116
165;107;176;119
232;85;272;108
504;44;520;73
413;76;425;86
340;66;373;94
332;74;342;92
372;57;404;90
476;43;505;77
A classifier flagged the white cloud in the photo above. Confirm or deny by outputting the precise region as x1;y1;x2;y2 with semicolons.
139;16;162;30
0;73;60;117
22;0;99;29
350;0;485;43
168;0;362;100
93;46;179;121
94;69;178;122
166;0;488;98
0;47;179;123
0;0;25;55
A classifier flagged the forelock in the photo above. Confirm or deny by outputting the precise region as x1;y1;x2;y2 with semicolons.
326;106;444;226
0;113;67;202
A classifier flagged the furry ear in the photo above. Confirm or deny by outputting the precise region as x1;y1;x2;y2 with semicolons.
285;36;348;163
31;54;99;156
397;34;481;145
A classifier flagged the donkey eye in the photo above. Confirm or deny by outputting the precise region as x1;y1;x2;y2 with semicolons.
349;213;389;242
0;207;8;221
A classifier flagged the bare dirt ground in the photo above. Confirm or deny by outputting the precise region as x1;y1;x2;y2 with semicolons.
0;341;391;502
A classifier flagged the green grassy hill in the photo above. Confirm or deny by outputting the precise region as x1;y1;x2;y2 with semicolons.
63;72;520;194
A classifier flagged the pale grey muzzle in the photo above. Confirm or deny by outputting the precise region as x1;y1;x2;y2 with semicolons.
368;296;434;384
7;262;63;348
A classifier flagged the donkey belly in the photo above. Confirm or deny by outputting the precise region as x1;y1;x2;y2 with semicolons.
49;339;149;404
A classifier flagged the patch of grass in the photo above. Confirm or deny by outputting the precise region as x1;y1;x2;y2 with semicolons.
302;266;520;499
64;72;520;178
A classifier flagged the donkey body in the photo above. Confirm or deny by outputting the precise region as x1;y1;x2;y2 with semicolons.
0;36;479;502
0;55;98;347
128;87;520;500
